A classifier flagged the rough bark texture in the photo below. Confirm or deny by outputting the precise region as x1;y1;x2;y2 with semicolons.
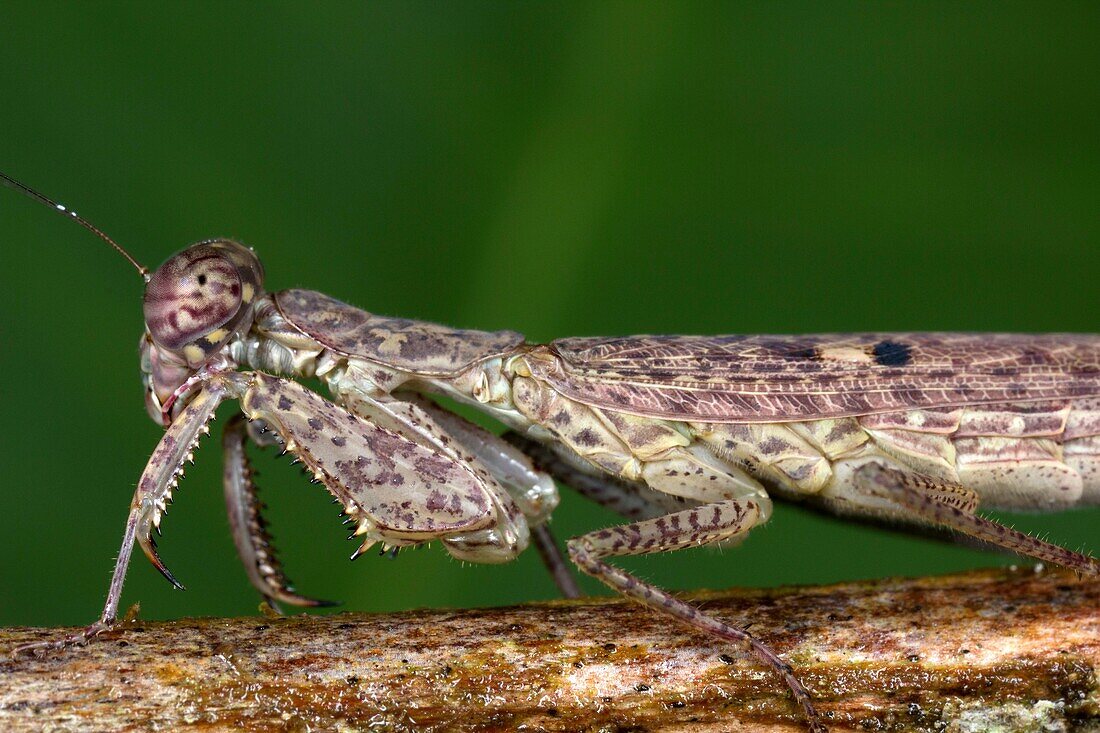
1;568;1097;733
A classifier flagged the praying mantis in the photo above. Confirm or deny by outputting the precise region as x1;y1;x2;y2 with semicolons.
4;171;1098;732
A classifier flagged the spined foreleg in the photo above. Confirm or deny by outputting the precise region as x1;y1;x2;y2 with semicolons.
386;402;581;597
223;414;335;608
12;383;228;657
239;373;525;564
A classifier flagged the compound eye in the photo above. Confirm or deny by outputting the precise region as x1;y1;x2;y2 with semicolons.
143;244;243;350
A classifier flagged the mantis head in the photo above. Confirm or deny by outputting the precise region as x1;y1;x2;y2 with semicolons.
139;240;264;425
140;239;265;424
143;239;265;363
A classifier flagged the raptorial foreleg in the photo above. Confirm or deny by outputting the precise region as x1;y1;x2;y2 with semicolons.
387;403;581;597
12;382;228;657
239;373;525;565
223;414;335;608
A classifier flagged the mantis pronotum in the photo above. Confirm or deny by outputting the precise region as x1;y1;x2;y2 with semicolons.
4;171;1098;732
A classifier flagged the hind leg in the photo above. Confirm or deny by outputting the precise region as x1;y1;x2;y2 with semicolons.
852;462;1099;575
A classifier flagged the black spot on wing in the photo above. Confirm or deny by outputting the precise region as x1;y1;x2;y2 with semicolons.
872;340;913;367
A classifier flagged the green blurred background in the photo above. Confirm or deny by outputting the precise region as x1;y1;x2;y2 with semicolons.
1;3;1097;627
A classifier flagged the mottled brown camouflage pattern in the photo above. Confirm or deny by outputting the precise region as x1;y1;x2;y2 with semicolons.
241;373;495;539
528;333;1100;422
275;289;523;376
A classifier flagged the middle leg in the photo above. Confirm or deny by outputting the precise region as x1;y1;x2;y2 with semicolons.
562;442;823;731
566;497;825;733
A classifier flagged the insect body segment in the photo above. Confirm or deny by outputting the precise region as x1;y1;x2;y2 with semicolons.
5;174;1098;733
275;288;524;377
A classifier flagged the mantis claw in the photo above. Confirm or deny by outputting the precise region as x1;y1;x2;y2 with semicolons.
139;531;186;591
128;385;226;596
349;541;375;562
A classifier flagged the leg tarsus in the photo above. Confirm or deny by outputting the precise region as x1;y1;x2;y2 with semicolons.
12;617;118;659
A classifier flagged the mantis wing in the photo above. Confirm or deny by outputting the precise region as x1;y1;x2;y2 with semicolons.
527;332;1100;422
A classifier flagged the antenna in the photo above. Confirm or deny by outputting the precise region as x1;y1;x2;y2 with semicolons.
0;170;149;281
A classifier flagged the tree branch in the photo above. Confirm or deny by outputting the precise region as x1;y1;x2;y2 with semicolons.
1;568;1097;732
